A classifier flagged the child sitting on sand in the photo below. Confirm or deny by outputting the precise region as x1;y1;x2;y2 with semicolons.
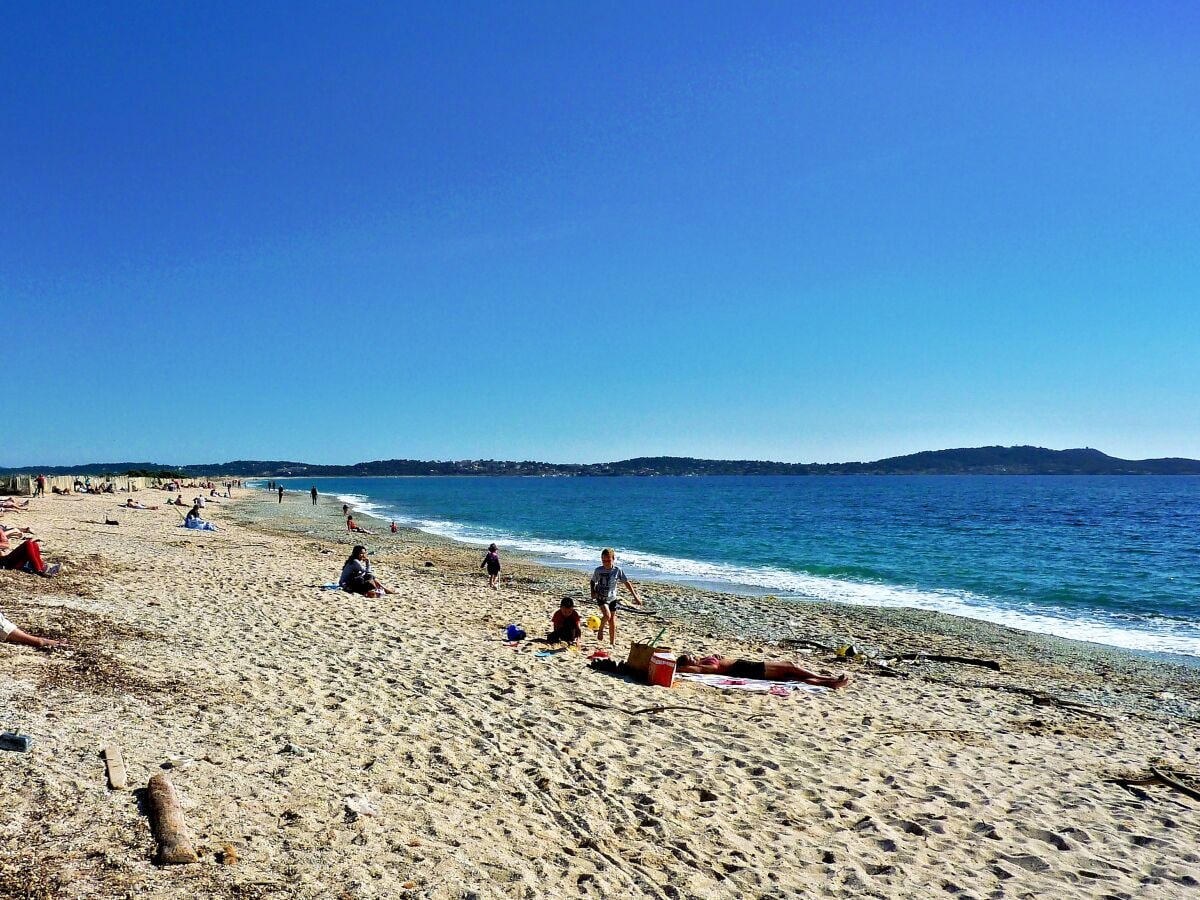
547;597;582;646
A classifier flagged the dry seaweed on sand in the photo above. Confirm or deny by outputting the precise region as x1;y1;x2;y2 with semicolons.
39;646;188;698
0;600;163;645
0;852;63;900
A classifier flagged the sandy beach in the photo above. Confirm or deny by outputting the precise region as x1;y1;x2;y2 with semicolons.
2;486;1199;899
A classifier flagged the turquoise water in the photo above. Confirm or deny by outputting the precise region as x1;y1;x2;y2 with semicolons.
275;475;1200;657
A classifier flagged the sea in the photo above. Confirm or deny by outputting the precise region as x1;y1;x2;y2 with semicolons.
272;475;1200;659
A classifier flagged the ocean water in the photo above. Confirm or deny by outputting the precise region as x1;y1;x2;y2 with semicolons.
274;475;1200;657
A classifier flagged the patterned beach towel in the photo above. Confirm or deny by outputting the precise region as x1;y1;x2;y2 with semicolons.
676;673;829;696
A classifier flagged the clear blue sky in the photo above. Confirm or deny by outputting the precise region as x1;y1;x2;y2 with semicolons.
4;2;1198;467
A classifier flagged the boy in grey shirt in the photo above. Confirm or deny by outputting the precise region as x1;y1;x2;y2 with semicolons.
590;547;643;647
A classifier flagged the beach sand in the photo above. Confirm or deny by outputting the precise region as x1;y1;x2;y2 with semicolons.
2;488;1199;899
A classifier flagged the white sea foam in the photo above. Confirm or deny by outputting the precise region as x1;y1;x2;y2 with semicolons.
337;493;1200;658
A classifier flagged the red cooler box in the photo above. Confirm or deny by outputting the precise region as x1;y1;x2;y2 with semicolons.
648;652;676;688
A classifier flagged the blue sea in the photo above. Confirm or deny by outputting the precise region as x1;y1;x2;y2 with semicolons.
274;475;1200;658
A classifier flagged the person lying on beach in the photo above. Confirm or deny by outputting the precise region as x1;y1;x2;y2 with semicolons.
481;543;501;588
338;545;391;597
0;498;30;510
675;654;850;688
1;611;69;651
546;597;582;646
0;531;61;577
346;515;374;535
591;548;643;647
124;499;159;510
183;505;220;531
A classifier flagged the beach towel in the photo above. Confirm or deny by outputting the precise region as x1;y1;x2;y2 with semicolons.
676;673;828;695
180;520;218;531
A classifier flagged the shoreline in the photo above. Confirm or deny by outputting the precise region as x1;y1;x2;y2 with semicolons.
307;482;1200;674
3;488;1199;898
242;489;1200;721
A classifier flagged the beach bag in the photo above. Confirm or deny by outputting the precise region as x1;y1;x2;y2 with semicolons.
625;642;671;675
506;625;526;642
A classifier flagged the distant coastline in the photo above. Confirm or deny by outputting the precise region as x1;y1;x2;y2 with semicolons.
3;445;1200;478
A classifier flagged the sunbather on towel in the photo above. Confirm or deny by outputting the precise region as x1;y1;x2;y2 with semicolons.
1;610;69;650
676;654;849;688
0;498;30;510
124;499;159;510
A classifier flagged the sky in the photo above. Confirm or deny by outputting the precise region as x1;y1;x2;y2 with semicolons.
3;1;1199;467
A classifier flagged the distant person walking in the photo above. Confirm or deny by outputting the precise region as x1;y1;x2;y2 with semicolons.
481;543;502;588
277;485;284;504
591;548;643;647
311;486;318;506
34;474;46;498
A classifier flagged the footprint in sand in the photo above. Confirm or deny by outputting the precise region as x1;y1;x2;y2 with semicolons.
1018;824;1074;851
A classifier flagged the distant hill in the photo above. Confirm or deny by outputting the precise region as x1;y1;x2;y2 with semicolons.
2;446;1199;478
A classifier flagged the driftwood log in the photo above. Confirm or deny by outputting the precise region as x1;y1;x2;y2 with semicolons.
568;698;711;717
101;744;127;790
894;653;1001;671
1150;767;1200;803
147;773;198;864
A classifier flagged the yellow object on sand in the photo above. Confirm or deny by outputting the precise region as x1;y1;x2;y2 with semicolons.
586;615;601;631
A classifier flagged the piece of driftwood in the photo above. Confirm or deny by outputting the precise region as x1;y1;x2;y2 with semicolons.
955;681;1119;722
1150;767;1200;803
568;698;711;717
779;637;838;653
146;773;198;864
895;652;1001;671
877;727;985;737
101;744;127;790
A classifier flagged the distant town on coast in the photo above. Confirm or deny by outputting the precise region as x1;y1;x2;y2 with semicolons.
4;445;1200;479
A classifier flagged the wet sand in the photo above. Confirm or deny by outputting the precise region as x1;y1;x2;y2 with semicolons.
2;487;1198;899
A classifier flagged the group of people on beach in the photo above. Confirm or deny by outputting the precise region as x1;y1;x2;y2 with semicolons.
193;480;846;688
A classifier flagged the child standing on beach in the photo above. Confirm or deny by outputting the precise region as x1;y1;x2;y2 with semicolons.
481;543;501;588
591;548;642;647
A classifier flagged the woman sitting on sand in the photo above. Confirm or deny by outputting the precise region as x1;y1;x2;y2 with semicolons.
0;530;60;577
338;545;391;598
1;611;69;650
183;504;220;531
676;654;850;688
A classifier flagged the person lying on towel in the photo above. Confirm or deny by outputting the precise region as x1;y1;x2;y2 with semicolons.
676;654;849;688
